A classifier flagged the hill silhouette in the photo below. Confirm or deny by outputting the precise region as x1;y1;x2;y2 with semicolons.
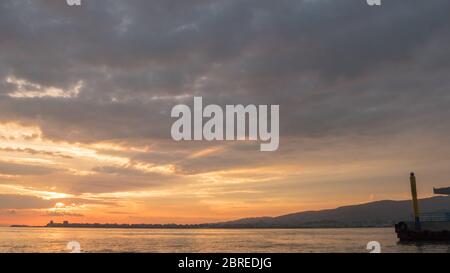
12;196;450;229
207;196;450;228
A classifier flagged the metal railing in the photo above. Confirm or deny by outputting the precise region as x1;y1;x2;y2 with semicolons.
420;212;450;222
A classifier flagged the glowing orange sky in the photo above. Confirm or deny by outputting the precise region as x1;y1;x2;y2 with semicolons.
0;121;446;226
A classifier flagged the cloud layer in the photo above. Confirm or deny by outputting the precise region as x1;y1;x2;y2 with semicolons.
1;0;450;224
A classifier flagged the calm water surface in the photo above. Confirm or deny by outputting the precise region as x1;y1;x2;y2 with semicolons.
0;227;449;253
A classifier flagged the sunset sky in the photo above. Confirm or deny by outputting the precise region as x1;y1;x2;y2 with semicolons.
1;0;450;226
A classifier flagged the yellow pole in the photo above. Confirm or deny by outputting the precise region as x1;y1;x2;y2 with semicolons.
410;172;421;230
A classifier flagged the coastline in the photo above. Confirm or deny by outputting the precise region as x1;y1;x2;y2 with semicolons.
10;222;393;229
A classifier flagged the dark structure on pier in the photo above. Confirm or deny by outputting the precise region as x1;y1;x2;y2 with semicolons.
395;173;450;242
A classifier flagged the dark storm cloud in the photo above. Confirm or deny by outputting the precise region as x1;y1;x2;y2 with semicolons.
0;0;450;143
